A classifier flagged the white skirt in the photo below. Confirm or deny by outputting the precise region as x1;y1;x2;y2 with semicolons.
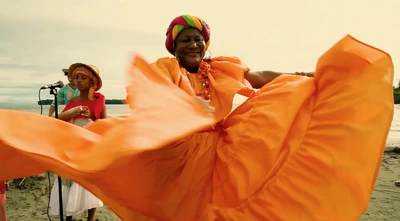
49;178;103;216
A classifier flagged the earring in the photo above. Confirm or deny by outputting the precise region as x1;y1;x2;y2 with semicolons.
174;53;180;62
204;50;212;61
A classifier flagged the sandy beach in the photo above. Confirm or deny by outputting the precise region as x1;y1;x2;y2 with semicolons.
4;175;119;221
359;152;400;221
3;153;400;221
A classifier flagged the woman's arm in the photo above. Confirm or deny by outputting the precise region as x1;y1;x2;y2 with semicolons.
245;71;314;89
48;105;56;117
84;105;106;121
56;106;83;121
48;90;65;116
100;106;107;119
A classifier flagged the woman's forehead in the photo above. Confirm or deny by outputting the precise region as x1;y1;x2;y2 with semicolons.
73;72;97;80
74;73;90;77
177;28;203;38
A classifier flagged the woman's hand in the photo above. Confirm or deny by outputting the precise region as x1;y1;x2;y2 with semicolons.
78;106;91;118
70;105;90;117
57;105;90;120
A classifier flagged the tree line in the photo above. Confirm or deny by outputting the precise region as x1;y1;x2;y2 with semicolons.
38;86;400;105
394;81;400;104
38;99;126;105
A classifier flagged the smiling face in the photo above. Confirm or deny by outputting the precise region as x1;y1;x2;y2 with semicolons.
174;28;206;72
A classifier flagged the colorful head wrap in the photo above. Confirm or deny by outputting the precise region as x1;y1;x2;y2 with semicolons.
72;66;99;101
165;14;211;55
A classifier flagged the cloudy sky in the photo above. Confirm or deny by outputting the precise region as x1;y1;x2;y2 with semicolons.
0;0;399;103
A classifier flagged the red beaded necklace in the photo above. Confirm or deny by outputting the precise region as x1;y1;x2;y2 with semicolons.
185;62;211;100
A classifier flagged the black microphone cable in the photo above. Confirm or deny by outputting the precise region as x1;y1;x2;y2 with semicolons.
38;88;53;221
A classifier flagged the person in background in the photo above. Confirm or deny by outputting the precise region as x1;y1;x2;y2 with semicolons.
48;63;106;221
0;181;6;221
48;68;80;117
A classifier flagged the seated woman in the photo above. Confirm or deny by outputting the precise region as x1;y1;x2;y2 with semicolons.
0;14;394;221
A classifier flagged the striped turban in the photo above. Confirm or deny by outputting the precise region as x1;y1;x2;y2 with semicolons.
165;14;211;55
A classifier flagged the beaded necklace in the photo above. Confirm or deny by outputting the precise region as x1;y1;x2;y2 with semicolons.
185;62;211;100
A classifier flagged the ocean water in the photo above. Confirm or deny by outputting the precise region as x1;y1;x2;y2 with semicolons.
1;100;400;147
0;102;131;117
387;104;400;147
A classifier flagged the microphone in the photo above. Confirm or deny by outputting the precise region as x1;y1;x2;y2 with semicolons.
40;81;64;89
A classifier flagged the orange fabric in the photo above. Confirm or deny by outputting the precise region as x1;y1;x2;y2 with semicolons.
151;56;254;121
0;35;394;221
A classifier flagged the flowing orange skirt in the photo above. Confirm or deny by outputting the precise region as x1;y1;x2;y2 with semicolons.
0;35;394;221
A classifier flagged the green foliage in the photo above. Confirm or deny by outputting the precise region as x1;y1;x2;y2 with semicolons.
37;82;400;105
37;99;53;105
394;81;400;104
105;99;126;105
38;99;126;105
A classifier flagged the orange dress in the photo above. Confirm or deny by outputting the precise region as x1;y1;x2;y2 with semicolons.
0;35;394;221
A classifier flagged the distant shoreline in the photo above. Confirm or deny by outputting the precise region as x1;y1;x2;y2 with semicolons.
37;99;126;105
1;86;399;105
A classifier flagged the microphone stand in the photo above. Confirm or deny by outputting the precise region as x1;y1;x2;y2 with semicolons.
50;87;64;221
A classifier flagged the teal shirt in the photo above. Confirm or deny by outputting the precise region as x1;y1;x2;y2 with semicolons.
51;84;80;106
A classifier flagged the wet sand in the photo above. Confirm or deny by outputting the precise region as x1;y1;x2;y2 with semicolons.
359;153;400;221
4;153;400;221
4;175;119;221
